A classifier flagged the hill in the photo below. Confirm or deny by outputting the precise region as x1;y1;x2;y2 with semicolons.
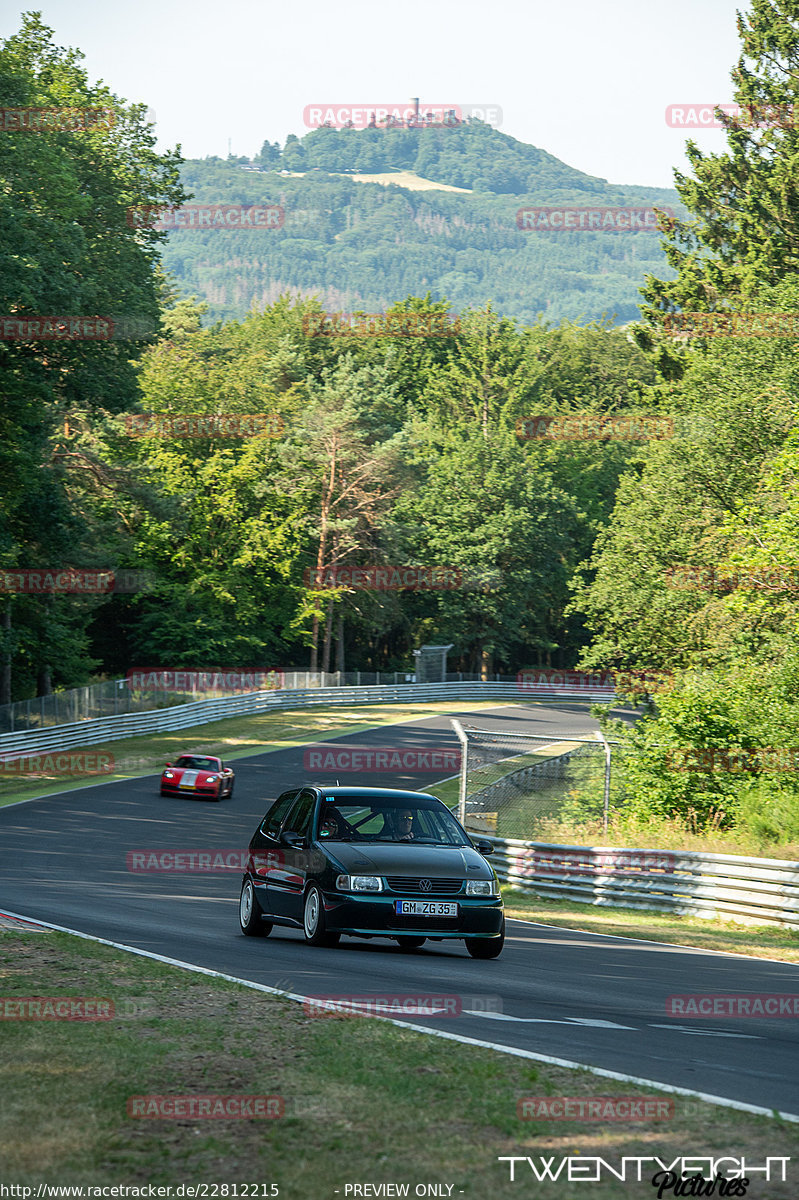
158;123;680;326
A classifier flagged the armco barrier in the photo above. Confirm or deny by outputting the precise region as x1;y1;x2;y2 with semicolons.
489;838;799;929
0;682;615;762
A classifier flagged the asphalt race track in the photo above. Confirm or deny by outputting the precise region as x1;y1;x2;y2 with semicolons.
1;702;798;1116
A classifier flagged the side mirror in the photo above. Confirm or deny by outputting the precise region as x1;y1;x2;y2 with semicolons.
165;761;172;767
474;839;494;856
281;830;305;849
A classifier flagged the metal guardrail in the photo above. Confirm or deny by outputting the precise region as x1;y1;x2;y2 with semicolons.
488;838;799;929
0;682;615;760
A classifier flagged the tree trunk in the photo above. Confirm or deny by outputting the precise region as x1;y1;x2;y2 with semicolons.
310;613;319;671
36;664;52;697
335;613;345;673
321;598;334;673
480;646;492;681
0;607;11;705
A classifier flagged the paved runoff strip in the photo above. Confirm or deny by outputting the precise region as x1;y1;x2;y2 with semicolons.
1;906;796;1124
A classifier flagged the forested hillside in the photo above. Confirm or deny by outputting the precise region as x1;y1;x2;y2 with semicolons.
158;127;680;327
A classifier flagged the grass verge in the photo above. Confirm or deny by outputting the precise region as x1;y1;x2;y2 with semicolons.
502;889;799;963
0;928;796;1197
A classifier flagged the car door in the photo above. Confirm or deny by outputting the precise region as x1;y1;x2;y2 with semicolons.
249;790;298;913
268;788;318;921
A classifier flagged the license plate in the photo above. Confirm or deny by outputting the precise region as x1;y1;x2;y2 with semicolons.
395;901;458;917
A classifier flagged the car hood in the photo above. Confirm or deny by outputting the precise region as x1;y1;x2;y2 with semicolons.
322;841;493;878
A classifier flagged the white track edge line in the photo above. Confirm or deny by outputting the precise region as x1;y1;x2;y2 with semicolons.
1;905;795;1124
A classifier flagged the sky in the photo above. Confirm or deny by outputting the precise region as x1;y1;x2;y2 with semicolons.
2;0;745;189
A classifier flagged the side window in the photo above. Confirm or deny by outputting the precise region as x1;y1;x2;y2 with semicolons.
283;789;317;840
261;790;298;839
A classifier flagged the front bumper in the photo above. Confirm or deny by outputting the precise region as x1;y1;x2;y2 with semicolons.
160;781;221;797
321;892;504;939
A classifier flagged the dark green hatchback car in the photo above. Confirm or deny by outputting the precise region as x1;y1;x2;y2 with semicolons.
238;785;505;958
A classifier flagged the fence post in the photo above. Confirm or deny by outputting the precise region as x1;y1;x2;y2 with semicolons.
450;718;469;827
596;730;612;836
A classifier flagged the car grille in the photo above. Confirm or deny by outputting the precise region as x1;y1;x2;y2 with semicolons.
386;876;463;895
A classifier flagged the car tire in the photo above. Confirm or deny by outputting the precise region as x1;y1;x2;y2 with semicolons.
239;878;272;937
227;780;235;798
303;884;340;947
396;936;426;951
465;917;505;960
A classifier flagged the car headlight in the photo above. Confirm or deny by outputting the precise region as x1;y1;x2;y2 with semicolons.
465;879;498;897
335;874;383;892
206;775;218;783
163;771;174;780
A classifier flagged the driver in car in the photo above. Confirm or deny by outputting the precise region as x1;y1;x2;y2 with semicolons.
319;806;344;838
384;808;415;840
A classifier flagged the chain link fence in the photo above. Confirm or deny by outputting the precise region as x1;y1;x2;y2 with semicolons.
450;721;622;839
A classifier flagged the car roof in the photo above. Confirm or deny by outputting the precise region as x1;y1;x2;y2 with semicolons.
310;785;437;801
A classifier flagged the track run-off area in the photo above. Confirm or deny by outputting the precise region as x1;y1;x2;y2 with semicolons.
1;702;797;1118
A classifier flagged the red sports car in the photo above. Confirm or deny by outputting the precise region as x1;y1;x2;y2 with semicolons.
160;754;235;801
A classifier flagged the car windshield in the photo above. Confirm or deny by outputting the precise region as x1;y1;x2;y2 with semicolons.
175;756;218;770
316;797;469;846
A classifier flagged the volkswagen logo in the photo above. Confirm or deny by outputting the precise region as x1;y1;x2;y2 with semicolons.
419;879;433;892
